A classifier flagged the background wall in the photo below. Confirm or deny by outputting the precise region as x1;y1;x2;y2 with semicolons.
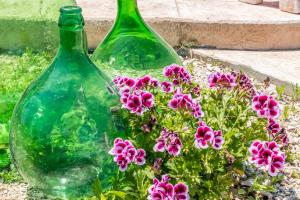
0;0;76;52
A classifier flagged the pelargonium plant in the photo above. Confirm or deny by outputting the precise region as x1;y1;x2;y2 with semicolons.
102;65;289;200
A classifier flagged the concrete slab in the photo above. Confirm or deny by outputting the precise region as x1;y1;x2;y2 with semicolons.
192;48;300;95
77;0;300;50
176;0;300;22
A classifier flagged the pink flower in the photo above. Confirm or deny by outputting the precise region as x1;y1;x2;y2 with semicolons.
272;128;289;146
252;94;280;119
126;94;143;115
168;98;179;109
267;118;281;136
135;75;152;90
120;89;155;115
174;183;190;200
194;122;224;150
161;81;173;93
114;154;130;171
277;128;289;145
125;78;136;87
208;72;236;89
154;139;166;152
134;149;146;165
109;138;146;171
168;90;203;119
269;153;285;176
231;72;255;96
113;76;136;89
141;91;154;108
249;140;285;176
167;135;183;156
150;78;159;88
123;145;137;162
148;175;189;200
194;122;213;149
191;101;203;118
154;128;183;156
211;130;224;150
120;92;129;104
192;85;201;97
163;65;192;85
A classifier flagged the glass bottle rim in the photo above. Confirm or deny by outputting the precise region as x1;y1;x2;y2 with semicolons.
60;6;82;15
59;6;84;29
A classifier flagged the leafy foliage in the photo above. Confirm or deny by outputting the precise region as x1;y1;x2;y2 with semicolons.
0;50;52;171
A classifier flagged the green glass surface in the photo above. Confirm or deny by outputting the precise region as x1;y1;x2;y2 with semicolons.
91;0;182;79
10;6;124;199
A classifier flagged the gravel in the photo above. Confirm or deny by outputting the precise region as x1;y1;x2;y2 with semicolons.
0;183;27;200
1;56;299;200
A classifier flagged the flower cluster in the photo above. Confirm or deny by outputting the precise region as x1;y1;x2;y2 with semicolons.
249;140;285;176
277;128;289;145
252;94;288;145
154;128;183;156
109;138;146;171
161;81;173;93
267;119;289;145
208;72;236;89
267;118;281;135
114;76;156;115
114;75;159;91
163;64;192;85
148;174;189;200
168;89;203;118
231;72;256;96
252;94;280;119
121;90;154;115
194;121;224;150
108;64;289;200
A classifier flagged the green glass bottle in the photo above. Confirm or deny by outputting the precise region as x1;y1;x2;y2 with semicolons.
91;0;182;78
10;6;124;199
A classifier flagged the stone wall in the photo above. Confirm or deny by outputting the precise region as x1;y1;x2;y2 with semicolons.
0;0;75;52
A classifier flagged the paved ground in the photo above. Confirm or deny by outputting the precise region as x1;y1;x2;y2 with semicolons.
78;0;300;50
192;49;300;96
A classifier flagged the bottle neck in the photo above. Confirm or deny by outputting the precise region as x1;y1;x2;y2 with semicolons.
118;0;139;14
59;28;85;53
117;0;143;22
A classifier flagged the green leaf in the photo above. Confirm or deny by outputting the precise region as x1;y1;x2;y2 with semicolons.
106;191;126;199
0;150;10;169
100;194;107;200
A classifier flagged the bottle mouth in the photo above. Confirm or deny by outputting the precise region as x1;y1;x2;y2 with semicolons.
59;6;84;29
60;6;82;15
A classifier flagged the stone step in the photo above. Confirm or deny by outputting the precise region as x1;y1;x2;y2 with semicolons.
192;48;300;96
78;0;300;50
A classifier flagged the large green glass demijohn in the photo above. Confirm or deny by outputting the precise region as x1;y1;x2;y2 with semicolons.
10;6;125;199
91;0;182;78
